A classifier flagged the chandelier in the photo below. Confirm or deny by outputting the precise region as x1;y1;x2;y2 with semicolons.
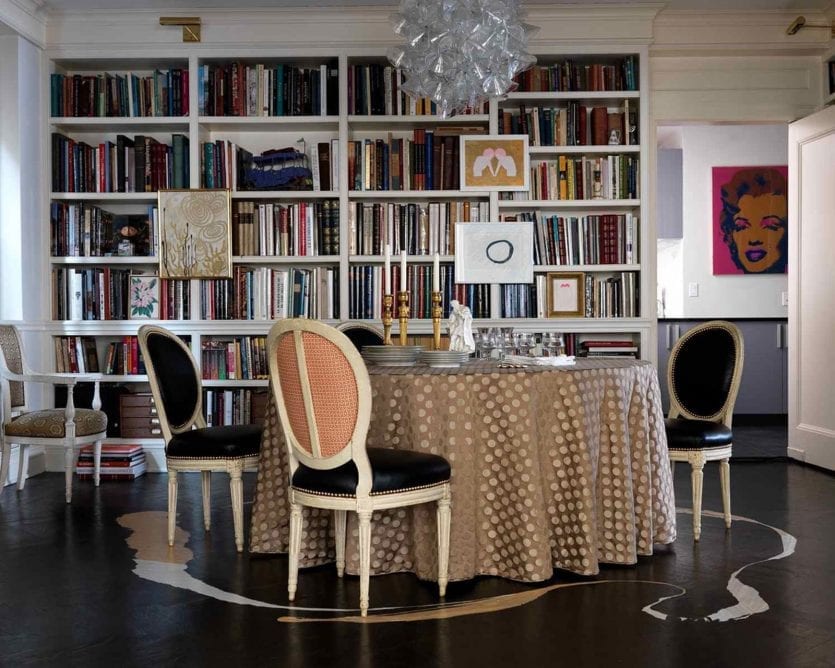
387;0;539;118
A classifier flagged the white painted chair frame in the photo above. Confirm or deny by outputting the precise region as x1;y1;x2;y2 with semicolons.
667;320;744;541
138;325;259;552
0;326;106;503
267;319;451;617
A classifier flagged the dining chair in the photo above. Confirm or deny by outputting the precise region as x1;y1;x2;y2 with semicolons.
267;319;451;617
0;325;107;503
334;321;385;351
666;320;744;541
137;325;263;552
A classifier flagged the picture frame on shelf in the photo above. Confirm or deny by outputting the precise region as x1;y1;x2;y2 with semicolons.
546;272;585;318
454;221;533;284
129;275;160;319
158;189;232;279
460;135;530;191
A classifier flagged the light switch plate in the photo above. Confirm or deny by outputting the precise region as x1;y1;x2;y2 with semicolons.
688;282;699;297
781;291;789;306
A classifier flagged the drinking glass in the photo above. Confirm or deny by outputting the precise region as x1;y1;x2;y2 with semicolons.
515;332;534;356
542;332;564;357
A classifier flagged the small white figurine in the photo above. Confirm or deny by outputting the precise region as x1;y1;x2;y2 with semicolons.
448;300;475;353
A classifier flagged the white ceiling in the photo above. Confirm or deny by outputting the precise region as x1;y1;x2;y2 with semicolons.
37;0;835;12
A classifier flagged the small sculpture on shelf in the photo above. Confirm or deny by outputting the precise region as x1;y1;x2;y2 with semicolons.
448;300;475;353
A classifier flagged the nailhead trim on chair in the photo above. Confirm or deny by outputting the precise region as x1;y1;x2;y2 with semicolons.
167;454;259;461
292;479;450;499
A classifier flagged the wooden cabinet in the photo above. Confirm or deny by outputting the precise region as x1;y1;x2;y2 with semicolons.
658;319;787;416
119;393;161;438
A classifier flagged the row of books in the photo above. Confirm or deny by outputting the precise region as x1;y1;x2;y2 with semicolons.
51;69;189;118
232;200;339;257
499;272;638;318
54;336;99;373
102;336;146;375
197;62;339;117
347;64;487;116
203;389;269;427
499;101;638;147
348;264;491;319
199;266;338;320
349;200;490;256
75;444;146;481
201;336;269;380
51;133;190;193
51;203;157;257
502;212;639;266
501;155;640;201
511;57;638;92
348;128;485;191
53;268;190;321
577;339;639;357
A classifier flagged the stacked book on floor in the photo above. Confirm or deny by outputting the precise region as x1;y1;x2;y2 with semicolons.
76;444;146;481
578;339;639;358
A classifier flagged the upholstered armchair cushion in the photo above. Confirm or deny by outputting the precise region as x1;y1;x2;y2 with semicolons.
665;417;733;450
292;447;452;497
166;424;263;460
4;408;107;438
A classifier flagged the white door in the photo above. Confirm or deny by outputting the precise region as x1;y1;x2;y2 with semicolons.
787;105;835;470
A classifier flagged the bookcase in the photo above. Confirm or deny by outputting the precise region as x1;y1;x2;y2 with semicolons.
44;46;651;470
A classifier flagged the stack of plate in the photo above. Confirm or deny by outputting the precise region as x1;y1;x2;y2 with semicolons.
361;345;424;367
419;350;472;368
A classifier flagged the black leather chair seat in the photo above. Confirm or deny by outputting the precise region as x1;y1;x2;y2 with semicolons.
292;447;451;497
167;424;263;459
665;418;732;450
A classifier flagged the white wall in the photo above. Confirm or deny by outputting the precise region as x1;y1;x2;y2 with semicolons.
658;123;789;318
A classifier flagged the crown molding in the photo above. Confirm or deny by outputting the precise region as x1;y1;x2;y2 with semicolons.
46;5;662;52
652;9;833;56
0;0;47;47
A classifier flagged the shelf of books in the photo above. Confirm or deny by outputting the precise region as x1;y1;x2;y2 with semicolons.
43;48;650;469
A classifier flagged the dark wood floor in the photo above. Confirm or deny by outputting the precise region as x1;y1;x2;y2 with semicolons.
1;456;833;667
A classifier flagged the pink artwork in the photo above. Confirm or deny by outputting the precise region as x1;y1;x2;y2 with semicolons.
712;165;788;275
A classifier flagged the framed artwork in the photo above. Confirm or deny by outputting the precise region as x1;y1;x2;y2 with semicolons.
712;165;788;275
158;189;232;278
546;272;585;317
454;222;533;284
129;275;160;319
460;135;530;191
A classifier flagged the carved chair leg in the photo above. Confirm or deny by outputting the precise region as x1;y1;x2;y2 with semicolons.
690;455;705;542
167;470;178;547
202;470;212;531
16;444;29;491
64;446;75;504
437;489;451;597
0;439;10;491
93;440;102;487
358;509;373;617
720;458;732;529
334;510;347;577
288;503;303;602
229;466;244;553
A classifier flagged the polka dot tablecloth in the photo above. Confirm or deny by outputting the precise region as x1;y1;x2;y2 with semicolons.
249;358;677;582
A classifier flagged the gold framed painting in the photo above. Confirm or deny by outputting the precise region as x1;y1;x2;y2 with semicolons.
460;134;530;191
158;189;232;279
546;272;585;318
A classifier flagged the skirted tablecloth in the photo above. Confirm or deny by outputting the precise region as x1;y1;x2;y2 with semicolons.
249;357;676;581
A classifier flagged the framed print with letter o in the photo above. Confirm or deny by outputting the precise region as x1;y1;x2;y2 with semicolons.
454;222;534;284
546;272;585;317
460;135;529;191
158;189;232;279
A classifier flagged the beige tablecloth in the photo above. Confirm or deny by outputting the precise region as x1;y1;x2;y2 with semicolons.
249;358;676;581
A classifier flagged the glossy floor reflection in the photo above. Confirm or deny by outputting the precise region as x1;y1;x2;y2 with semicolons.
0;460;832;667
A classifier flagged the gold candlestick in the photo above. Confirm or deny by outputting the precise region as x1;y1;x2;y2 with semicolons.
397;291;410;346
382;294;394;345
431;291;442;350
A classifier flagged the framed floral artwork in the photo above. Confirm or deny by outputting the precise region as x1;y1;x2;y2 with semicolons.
460;135;530;191
158;189;232;278
129;275;160;319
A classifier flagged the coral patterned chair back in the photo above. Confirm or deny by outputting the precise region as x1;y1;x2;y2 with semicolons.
267;319;372;474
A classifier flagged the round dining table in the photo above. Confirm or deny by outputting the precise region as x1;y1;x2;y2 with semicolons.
249;357;676;582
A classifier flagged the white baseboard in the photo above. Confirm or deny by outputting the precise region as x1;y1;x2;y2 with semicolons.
787;446;806;462
1;445;46;486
